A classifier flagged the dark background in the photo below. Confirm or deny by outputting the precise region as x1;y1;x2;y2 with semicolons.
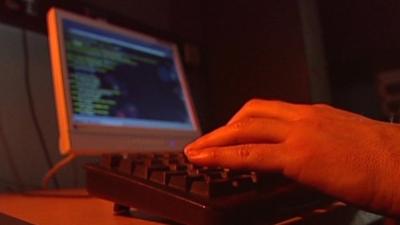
319;0;400;120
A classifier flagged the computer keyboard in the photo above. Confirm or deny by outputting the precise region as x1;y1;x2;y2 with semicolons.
85;152;335;225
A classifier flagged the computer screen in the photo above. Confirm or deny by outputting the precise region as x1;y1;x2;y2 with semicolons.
47;8;201;155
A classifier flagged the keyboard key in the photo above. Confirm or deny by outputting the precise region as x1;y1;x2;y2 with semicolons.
101;154;122;168
117;157;134;175
150;171;187;185
132;163;147;178
168;173;188;191
168;163;187;171
147;164;170;178
221;168;249;178
190;175;256;198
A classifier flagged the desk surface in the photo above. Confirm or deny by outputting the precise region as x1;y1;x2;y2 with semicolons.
1;189;395;225
0;189;164;225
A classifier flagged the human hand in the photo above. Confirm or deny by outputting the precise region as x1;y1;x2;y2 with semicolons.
185;99;400;216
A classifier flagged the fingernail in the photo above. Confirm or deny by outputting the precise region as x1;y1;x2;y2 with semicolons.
185;147;209;160
184;146;199;157
187;150;209;161
184;143;193;151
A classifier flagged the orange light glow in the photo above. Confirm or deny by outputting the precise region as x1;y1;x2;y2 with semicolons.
47;8;71;154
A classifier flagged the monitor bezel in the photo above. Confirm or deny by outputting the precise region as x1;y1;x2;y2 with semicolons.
47;7;201;155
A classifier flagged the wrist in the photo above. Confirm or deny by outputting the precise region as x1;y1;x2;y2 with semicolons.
367;124;400;217
380;124;400;217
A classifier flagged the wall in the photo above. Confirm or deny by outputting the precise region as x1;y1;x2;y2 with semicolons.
298;0;331;104
201;0;314;128
318;0;400;120
0;23;94;191
80;0;171;31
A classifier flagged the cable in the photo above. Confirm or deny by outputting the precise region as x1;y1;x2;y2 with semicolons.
0;111;25;192
42;153;77;189
21;29;60;188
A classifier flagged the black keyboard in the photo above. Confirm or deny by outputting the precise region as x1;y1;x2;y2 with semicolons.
85;153;335;225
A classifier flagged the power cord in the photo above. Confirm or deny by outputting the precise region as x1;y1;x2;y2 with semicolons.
21;29;60;188
42;153;77;189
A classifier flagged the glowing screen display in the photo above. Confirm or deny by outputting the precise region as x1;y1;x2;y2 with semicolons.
62;20;193;130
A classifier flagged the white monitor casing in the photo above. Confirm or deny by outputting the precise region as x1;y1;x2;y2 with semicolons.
47;8;201;155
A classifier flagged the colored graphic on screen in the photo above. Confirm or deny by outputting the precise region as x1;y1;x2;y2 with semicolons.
62;20;192;129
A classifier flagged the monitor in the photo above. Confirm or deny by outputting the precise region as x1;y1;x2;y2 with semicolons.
47;7;201;155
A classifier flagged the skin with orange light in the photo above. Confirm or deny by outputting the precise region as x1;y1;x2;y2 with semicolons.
185;99;400;217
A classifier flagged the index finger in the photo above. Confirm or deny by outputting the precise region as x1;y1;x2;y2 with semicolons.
185;117;290;151
185;144;288;171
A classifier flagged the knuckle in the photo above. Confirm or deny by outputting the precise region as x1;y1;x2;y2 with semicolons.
295;115;321;129
207;148;217;160
313;103;329;108
236;144;252;160
245;98;263;108
231;118;253;130
312;103;333;113
231;121;245;131
229;119;254;145
300;106;319;119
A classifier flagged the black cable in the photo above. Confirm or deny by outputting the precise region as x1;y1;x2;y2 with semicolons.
21;29;60;189
0;111;25;192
